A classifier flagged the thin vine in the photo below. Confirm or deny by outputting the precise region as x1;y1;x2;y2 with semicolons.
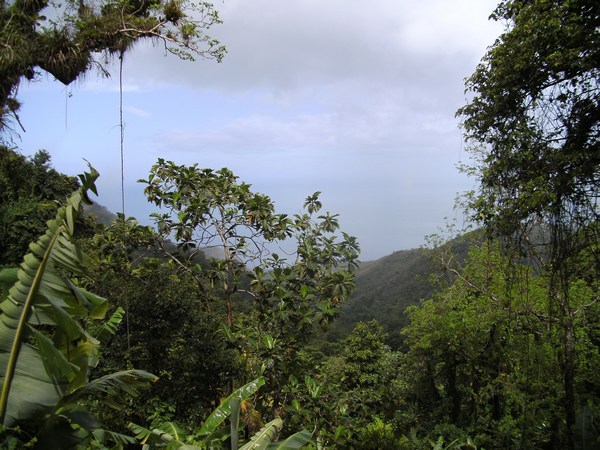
118;49;131;361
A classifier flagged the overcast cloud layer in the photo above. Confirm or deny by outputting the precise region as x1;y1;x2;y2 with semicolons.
18;0;504;260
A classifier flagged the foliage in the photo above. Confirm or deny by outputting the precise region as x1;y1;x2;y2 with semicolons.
130;377;313;450
0;166;157;447
334;231;477;350
457;2;600;448
84;215;240;428
458;0;599;235
284;321;403;449
0;148;83;266
399;241;600;449
139;160;360;408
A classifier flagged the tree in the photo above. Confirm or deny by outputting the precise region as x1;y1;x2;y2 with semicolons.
140;160;360;411
0;0;225;134
0;148;83;266
284;321;402;449
140;160;359;330
457;1;600;448
400;242;579;449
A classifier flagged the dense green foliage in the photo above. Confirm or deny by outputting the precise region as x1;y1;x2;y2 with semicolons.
335;233;475;349
0;167;157;448
455;1;600;448
0;149;80;266
0;0;599;448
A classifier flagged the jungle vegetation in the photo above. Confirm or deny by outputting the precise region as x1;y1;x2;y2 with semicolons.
0;0;599;449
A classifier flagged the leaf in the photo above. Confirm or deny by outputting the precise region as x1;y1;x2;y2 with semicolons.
92;428;138;446
129;422;153;442
30;328;77;384
267;430;312;450
239;418;283;450
197;377;265;436
0;174;104;426
64;369;158;404
157;421;187;442
0;269;18;300
95;307;125;345
231;397;240;450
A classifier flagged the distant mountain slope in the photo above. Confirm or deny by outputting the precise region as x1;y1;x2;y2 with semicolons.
331;233;478;349
330;248;436;348
82;200;475;350
83;202;118;226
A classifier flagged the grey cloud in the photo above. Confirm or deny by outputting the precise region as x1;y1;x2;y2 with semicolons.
123;0;501;94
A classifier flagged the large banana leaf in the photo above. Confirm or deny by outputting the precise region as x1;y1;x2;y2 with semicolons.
266;430;312;450
197;376;265;437
0;168;134;428
239;418;283;450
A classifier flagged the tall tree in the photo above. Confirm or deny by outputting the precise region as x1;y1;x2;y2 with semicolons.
140;160;360;410
457;1;600;448
140;160;360;331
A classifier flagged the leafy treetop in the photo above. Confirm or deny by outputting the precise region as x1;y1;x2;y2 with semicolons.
458;0;600;236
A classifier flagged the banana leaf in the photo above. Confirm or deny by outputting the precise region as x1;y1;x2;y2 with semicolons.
267;430;312;449
0;168;136;430
197;376;265;437
239;418;283;450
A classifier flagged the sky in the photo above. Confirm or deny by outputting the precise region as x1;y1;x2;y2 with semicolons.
16;0;504;261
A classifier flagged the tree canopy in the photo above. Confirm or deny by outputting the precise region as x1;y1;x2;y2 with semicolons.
458;0;599;237
458;1;600;448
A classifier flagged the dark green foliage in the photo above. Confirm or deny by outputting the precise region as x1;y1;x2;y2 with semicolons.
333;232;477;349
457;1;600;448
0;166;157;447
458;0;600;235
398;241;600;449
285;320;402;448
0;148;80;266
85;217;241;428
333;249;435;349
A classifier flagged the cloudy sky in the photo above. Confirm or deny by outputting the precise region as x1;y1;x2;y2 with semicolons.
17;0;504;261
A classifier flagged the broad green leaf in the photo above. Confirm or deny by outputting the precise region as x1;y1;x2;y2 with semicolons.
65;369;158;403
239;418;283;450
267;430;312;450
92;428;138;446
0;344;63;426
96;307;125;345
157;421;187;442
231;397;240;450
128;422;153;442
198;377;265;436
0;169;111;427
30;328;77;383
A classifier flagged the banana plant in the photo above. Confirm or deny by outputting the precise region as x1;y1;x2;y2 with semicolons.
130;377;312;449
0;167;156;446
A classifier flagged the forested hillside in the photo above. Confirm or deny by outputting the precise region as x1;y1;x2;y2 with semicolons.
334;233;477;349
1;0;599;449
